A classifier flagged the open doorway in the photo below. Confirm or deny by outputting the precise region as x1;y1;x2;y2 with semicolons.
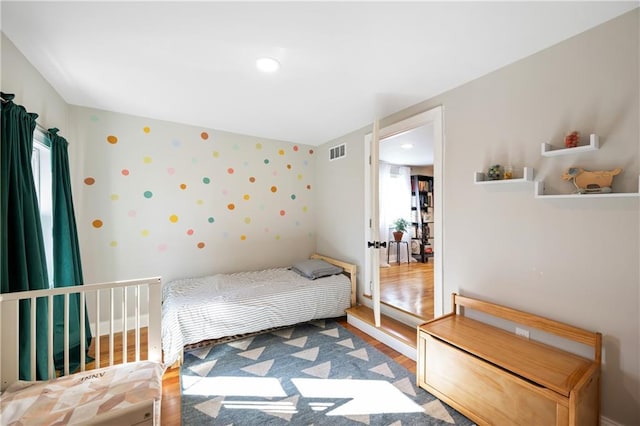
378;125;434;320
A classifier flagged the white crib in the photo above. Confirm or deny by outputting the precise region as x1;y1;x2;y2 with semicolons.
0;277;164;425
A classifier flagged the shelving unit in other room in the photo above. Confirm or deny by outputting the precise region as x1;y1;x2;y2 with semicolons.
474;167;534;184
411;175;433;263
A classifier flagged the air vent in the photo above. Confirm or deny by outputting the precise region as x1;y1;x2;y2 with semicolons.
329;143;346;161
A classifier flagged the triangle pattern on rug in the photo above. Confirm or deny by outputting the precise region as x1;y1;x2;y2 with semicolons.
337;338;355;349
227;336;254;350
263;395;299;421
319;327;340;338
369;362;395;379
241;359;274;377
238;346;265;360
188;359;218;377
291;346;319;362
194;396;225;418
348;348;369;361
393;376;417;397
302;360;331;378
284;336;307;348
188;346;213;360
424;399;456;424
344;414;370;425
271;327;294;339
310;319;326;328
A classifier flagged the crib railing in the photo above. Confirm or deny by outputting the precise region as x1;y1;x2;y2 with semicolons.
0;277;162;392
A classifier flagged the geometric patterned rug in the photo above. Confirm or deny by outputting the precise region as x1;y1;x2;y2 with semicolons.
181;319;474;425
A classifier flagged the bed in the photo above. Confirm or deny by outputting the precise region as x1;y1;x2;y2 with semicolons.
161;254;357;366
0;277;165;425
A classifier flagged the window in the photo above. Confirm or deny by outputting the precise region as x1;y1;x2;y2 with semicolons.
32;130;54;287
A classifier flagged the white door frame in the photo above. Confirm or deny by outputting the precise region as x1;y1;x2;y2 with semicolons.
364;106;445;320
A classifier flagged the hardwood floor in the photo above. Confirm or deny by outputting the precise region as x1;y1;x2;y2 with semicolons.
379;260;434;320
97;319;415;425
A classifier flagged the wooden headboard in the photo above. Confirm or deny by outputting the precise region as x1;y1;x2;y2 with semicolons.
310;253;357;307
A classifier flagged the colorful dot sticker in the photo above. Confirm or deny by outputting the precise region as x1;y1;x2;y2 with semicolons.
227;203;235;210
122;169;130;176
110;194;119;201
109;241;117;247
84;177;95;185
201;132;209;140
280;210;286;216
290;194;296;200
187;229;194;236
172;139;181;148
244;217;251;224
303;206;308;212
169;214;178;223
143;156;152;164
256;143;263;150
278;149;285;156
293;146;299;152
287;164;292;170
197;242;205;249
227;168;234;174
128;210;137;217
243;194;250;200
202;177;211;184
196;199;204;205
212;151;220;158
143;126;150;134
141;229;150;237
249;177;256;183
208;217;215;223
309;149;314;154
270;186;278;193
167;167;175;175
180;183;187;190
144;191;153;199
240;235;247;241
92;219;103;228
158;244;168;252
264;159;270;164
297;174;303;180
275;235;281;241
306;184;311;190
107;135;118;144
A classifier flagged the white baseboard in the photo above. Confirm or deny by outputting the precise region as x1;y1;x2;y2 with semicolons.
347;313;417;361
601;416;624;426
92;314;149;337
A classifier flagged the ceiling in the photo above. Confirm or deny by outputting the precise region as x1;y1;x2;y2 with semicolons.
2;2;637;152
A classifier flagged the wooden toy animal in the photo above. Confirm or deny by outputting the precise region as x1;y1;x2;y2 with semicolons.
562;167;622;194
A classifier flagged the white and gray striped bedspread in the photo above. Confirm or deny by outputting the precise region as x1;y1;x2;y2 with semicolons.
161;268;351;366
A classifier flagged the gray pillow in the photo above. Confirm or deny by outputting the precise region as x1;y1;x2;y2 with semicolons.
291;259;343;280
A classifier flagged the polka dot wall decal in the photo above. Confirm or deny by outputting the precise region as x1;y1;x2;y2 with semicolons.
228;203;235;210
167;167;175;175
287;164;292;170
222;189;229;196
107;135;118;144
202;177;211;184
192;158;198;164
293;145;299;152
169;214;179;223
158;244;168;252
212;151;220;158
227;168;234;174
172;139;181;148
243;194;250;201
208;217;215;223
303;160;309;166
90;115;99;122
110;194;119;201
233;144;239;151
180;183;187;190
240;235;247;241
143;156;152;164
270;186;278;193
122;169;130;176
264;227;269;233
128;210;137;217
278;149;285;156
244;217;251;224
92;219;103;228
201;132;209;140
303;206;308;212
297;174;303;180
264;159;270;165
306;184;311;190
196;199;203;205
275;235;281;241
256;143;263;150
280;210;286;216
249;177;256;183
243;161;249;167
110;241;117;247
141;229;150;237
143;126;150;134
197;242;205;249
84;177;95;185
144;191;153;199
272;171;278;177
187;229;194;236
290;194;296;200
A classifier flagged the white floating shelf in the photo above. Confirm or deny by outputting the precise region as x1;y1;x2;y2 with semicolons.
474;167;534;184
541;134;599;157
535;175;640;199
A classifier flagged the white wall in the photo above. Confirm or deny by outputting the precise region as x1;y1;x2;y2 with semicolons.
316;10;639;425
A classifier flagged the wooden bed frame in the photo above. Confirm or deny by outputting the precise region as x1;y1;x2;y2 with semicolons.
310;253;357;307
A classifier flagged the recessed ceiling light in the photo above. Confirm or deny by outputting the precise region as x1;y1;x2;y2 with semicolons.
401;143;414;149
256;57;280;73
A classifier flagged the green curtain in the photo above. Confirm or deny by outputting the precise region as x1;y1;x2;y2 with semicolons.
0;92;50;380
48;128;92;374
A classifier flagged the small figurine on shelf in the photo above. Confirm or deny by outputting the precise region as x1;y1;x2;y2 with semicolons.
565;131;579;148
562;167;622;194
487;164;503;180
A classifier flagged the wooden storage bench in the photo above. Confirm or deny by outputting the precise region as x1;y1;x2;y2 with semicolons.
417;293;601;425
